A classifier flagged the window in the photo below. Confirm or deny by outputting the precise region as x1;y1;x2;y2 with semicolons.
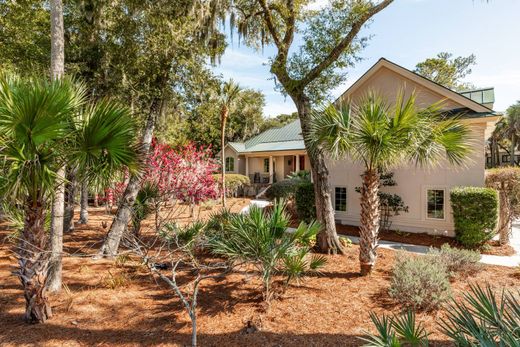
486;156;491;164
299;155;305;170
263;158;270;173
502;155;511;163
427;189;445;219
334;187;347;212
225;157;234;172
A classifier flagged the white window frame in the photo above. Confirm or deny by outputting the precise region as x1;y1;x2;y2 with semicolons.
425;187;447;221
333;186;347;213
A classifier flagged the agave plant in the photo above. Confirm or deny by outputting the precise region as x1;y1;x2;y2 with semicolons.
209;202;326;301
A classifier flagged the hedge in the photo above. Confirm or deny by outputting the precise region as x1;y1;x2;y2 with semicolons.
295;181;316;223
212;174;250;196
450;187;498;248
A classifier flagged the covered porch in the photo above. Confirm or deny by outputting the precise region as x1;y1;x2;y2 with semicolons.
244;150;310;185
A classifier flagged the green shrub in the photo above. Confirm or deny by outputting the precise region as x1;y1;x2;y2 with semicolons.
450;187;498;248
265;178;304;200
428;244;481;277
209;202;325;301
389;253;451;311
295;181;316;223
212;174;250;196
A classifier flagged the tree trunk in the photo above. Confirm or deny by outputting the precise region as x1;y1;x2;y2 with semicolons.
18;199;52;323
359;169;380;275
294;95;345;254
98;110;157;257
63;167;78;232
79;181;89;224
511;133;516;166
48;165;65;293
47;0;66;294
498;187;511;245
221;107;228;208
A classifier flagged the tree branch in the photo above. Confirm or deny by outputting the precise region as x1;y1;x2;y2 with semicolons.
300;0;394;88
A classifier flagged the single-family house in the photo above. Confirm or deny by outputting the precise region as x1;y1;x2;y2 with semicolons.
223;58;501;236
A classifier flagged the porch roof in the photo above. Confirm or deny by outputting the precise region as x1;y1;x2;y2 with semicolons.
230;119;305;154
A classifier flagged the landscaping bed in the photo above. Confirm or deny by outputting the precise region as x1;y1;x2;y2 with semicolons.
336;224;516;257
1;205;518;347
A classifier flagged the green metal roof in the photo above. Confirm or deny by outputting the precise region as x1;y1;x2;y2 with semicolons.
230;120;305;153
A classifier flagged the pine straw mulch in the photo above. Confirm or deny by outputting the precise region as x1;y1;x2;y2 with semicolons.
1;203;519;347
336;224;517;257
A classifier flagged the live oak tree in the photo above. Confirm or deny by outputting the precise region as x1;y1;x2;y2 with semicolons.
228;0;394;253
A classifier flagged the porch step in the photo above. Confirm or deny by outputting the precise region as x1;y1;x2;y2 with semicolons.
255;185;271;199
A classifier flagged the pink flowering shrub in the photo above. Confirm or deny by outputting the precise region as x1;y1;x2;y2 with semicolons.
105;140;220;209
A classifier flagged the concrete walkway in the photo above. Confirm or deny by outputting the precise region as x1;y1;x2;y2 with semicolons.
240;199;270;214
242;199;520;268
344;224;520;267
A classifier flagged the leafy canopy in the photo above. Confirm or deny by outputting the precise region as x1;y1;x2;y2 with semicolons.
414;52;477;91
307;91;473;171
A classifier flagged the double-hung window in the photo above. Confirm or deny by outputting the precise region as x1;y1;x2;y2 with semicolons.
427;189;445;219
334;187;347;212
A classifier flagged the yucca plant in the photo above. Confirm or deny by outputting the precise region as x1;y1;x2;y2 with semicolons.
440;284;520;346
360;310;429;346
308;91;472;275
209;202;326;301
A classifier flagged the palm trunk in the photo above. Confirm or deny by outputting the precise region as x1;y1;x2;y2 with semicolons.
79;181;89;224
359;169;380;275
221;107;228;208
98;109;157;257
47;0;65;294
18;198;52;323
511;133;516;166
295;95;345;254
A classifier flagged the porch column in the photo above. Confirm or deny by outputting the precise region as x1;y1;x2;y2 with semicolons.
295;155;300;173
245;156;249;178
269;155;273;183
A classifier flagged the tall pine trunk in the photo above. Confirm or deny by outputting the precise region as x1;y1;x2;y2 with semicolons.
18;198;52;323
220;106;228;208
98;109;157;257
295;95;345;254
79;181;89;224
47;0;66;293
63;167;78;232
359;169;380;275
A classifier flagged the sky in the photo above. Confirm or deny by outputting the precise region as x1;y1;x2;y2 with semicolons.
212;0;520;117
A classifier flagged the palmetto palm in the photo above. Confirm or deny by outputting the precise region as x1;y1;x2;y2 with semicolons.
503;101;520;166
0;75;138;323
308;92;472;275
218;79;241;207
